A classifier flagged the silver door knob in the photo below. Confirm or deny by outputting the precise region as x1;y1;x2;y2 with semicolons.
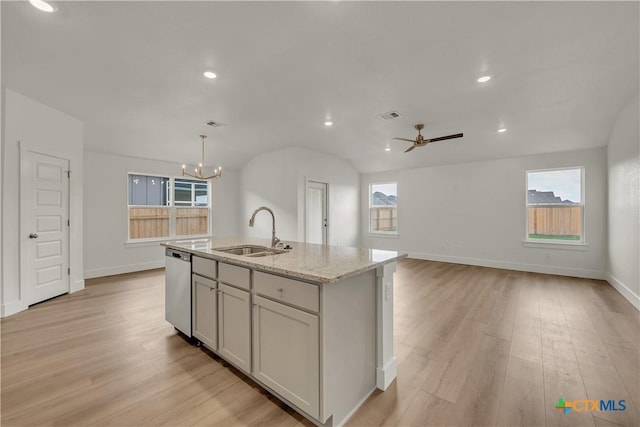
29;233;39;239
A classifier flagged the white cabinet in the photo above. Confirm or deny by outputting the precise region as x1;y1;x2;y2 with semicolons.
192;274;217;350
217;283;251;374
178;247;394;427
252;295;319;419
192;260;251;375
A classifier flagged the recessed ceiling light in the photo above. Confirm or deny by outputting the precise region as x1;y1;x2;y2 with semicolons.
324;121;333;126
385;147;391;152
29;0;55;12
477;75;491;83
203;71;217;79
498;127;507;133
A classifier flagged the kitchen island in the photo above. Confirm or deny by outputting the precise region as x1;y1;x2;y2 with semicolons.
163;237;406;427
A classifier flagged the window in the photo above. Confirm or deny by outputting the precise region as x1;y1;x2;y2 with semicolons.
173;178;209;237
128;174;170;239
174;179;208;206
369;182;397;234
526;167;584;243
128;174;210;240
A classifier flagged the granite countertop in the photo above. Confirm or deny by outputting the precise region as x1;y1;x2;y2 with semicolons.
162;237;407;284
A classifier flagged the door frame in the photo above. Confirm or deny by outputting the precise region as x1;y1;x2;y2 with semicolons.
304;178;329;245
19;142;71;306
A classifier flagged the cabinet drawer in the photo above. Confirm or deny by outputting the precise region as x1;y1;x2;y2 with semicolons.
218;263;250;290
254;271;319;312
192;256;216;279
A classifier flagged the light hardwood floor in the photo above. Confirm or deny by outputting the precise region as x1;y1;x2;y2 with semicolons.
2;259;638;427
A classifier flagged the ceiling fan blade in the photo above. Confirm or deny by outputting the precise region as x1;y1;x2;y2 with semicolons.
393;137;417;143
426;133;464;143
404;145;416;153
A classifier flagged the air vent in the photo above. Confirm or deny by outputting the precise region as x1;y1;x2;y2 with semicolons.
206;121;226;127
377;111;401;120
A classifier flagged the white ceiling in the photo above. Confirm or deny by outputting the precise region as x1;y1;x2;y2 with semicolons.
2;1;638;173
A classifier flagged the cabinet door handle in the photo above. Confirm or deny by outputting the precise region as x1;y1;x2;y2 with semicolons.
29;233;39;239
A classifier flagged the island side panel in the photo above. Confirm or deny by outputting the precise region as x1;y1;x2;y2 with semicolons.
321;270;377;426
376;262;397;390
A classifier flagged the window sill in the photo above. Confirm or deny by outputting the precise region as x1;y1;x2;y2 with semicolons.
125;235;211;248
368;232;399;239
522;240;588;251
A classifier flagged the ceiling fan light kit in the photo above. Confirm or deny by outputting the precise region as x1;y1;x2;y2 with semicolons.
181;134;222;180
393;123;463;153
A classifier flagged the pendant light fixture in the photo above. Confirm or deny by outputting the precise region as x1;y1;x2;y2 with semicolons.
181;135;222;180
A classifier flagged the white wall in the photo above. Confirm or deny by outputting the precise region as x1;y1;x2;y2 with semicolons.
607;94;640;309
2;89;84;317
292;148;360;247
240;147;360;246
83;151;240;278
240;148;298;241
1;88;5;318
211;168;240;238
361;147;607;279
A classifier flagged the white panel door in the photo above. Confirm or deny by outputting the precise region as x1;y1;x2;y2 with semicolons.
305;181;327;245
23;151;70;305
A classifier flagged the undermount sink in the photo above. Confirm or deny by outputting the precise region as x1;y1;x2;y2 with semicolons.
211;245;287;257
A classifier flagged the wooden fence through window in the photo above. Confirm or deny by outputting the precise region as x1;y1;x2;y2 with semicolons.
129;207;208;239
176;208;208;236
370;206;397;232
528;206;581;237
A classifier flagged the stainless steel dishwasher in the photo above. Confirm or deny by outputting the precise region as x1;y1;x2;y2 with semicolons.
165;248;192;337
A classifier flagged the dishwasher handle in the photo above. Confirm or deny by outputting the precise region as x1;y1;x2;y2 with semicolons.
165;248;191;261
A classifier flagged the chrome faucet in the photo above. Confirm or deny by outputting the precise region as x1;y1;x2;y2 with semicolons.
249;206;281;248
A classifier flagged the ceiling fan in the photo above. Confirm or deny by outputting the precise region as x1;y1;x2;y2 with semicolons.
393;124;463;153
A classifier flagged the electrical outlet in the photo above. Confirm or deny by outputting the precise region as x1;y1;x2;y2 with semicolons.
385;283;392;301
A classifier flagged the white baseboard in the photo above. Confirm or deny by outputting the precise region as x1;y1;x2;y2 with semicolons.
407;252;607;280
607;273;640;311
376;356;398;391
1;300;29;318
84;260;165;279
70;279;85;293
2;279;86;318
